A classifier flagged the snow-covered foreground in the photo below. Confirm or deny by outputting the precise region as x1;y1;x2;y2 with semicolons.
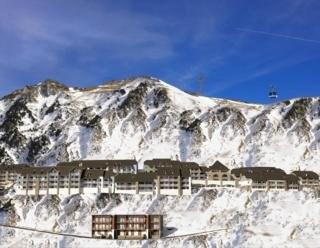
0;189;319;248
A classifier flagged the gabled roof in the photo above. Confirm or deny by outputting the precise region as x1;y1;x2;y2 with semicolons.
292;171;319;180
208;161;229;172
285;174;299;184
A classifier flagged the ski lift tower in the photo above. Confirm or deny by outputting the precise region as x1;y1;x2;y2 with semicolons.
268;85;278;102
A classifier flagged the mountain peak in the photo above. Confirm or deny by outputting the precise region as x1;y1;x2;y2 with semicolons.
98;75;160;88
37;79;69;90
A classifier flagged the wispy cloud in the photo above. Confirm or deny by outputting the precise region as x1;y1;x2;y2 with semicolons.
0;1;176;62
236;28;320;44
0;0;319;102
207;54;317;96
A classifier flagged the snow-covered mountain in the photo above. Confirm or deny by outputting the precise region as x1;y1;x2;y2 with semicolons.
0;76;319;172
1;77;320;248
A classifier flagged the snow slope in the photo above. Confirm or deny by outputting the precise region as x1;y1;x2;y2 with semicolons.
0;189;319;248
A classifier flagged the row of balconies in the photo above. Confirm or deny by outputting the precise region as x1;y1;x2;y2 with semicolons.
93;224;112;230
9;174;320;195
93;217;113;222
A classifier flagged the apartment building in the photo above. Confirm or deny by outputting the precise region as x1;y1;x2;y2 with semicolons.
0;165;22;190
292;171;320;189
0;160;319;196
114;172;157;195
15;160;137;196
285;174;300;190
144;159;179;172
78;160;137;174
114;167;192;196
92;214;163;240
231;167;300;191
206;161;237;188
0;168;5;190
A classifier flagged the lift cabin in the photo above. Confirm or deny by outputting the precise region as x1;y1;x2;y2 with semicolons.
268;86;278;100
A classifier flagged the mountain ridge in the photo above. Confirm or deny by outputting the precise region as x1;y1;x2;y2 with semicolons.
0;77;319;173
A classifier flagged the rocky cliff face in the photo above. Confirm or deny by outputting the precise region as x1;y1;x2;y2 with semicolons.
0;77;319;172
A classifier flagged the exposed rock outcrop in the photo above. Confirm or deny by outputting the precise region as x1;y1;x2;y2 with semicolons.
118;82;149;118
27;135;51;162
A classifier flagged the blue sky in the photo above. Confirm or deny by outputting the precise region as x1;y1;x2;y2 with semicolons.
0;0;320;103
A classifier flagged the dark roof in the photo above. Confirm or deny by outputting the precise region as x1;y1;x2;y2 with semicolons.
56;165;80;176
82;169;104;179
18;166;55;176
144;159;180;167
285;174;299;184
208;161;229;172
0;164;30;172
104;171;115;178
231;167;286;176
115;173;136;183
199;166;209;172
182;162;200;169
292;171;319;180
144;159;199;171
156;166;180;176
231;167;288;182
18;167;33;176
156;166;190;177
115;173;156;183
136;172;157;183
57;161;80;167
77;160;137;169
56;162;81;176
180;167;191;177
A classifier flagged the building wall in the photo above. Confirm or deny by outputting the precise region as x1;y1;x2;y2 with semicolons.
206;179;221;187
92;215;162;240
3;163;320;196
192;179;206;186
159;189;179;195
114;189;137;194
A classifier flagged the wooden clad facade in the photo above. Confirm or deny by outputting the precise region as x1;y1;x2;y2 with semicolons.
92;214;163;240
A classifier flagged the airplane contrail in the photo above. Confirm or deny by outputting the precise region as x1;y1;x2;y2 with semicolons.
236;28;320;44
